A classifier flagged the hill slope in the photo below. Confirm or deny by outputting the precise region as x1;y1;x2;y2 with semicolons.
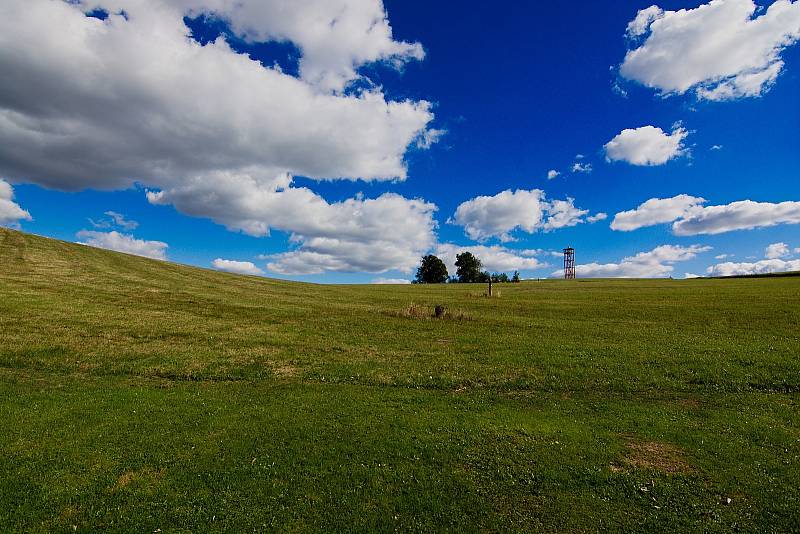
1;228;799;532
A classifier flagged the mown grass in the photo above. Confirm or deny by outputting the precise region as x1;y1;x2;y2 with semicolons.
1;228;798;532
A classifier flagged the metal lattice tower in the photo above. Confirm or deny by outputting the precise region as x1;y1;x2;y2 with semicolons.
563;247;576;280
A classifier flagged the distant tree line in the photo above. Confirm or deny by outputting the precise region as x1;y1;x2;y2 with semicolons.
413;251;521;284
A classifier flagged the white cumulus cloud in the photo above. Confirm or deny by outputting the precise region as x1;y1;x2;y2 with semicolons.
178;0;426;93
250;193;437;275
604;125;689;166
553;244;711;278
77;230;168;260
371;277;411;284
612;196;800;235
212;258;265;276
673;200;800;235
0;0;435;190
707;258;800;276
452;189;596;242
0;179;31;226
626;6;665;38
611;194;707;231
547;170;560;180
620;0;800;100
765;242;791;259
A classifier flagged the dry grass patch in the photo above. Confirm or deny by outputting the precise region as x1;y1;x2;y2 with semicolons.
621;440;692;474
388;303;471;321
469;291;502;298
111;467;165;492
270;361;299;378
676;397;701;408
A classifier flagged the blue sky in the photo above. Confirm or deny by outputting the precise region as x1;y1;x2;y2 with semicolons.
2;0;800;282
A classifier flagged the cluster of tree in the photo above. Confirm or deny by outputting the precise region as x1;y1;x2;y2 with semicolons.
413;252;521;284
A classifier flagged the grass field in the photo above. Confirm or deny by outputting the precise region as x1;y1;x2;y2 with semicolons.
1;227;799;532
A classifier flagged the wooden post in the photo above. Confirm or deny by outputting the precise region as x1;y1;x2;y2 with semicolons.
488;276;492;297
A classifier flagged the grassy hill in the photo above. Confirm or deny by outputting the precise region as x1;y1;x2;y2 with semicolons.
1;227;798;532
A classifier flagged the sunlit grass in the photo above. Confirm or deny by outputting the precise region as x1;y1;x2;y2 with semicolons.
1;228;798;532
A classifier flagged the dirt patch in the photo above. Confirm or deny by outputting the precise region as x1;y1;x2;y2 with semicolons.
622;440;692;474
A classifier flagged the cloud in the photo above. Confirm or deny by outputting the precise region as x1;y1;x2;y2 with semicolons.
626;5;665;38
104;211;138;230
715;254;731;260
90;210;138;230
620;0;800;100
416;128;446;149
0;179;32;226
180;0;426;94
451;189;595;242
552;244;711;278
707;258;800;277
0;1;435;190
209;191;436;275
612;196;800;235
672;200;800;235
711;144;724;151
371;277;411;284
765;242;791;259
76;230;168;260
587;212;608;223
604;125;689;166
150;176;438;275
571;162;593;174
611;194;706;231
547;170;560;180
452;189;544;242
211;258;265;276
541;199;590;231
0;0;442;275
434;244;546;274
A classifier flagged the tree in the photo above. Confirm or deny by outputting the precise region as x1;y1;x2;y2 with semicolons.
512;271;521;283
413;255;448;284
491;273;509;283
455;252;483;283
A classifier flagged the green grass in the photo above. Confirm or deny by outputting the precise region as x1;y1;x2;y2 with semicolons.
1;227;798;532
